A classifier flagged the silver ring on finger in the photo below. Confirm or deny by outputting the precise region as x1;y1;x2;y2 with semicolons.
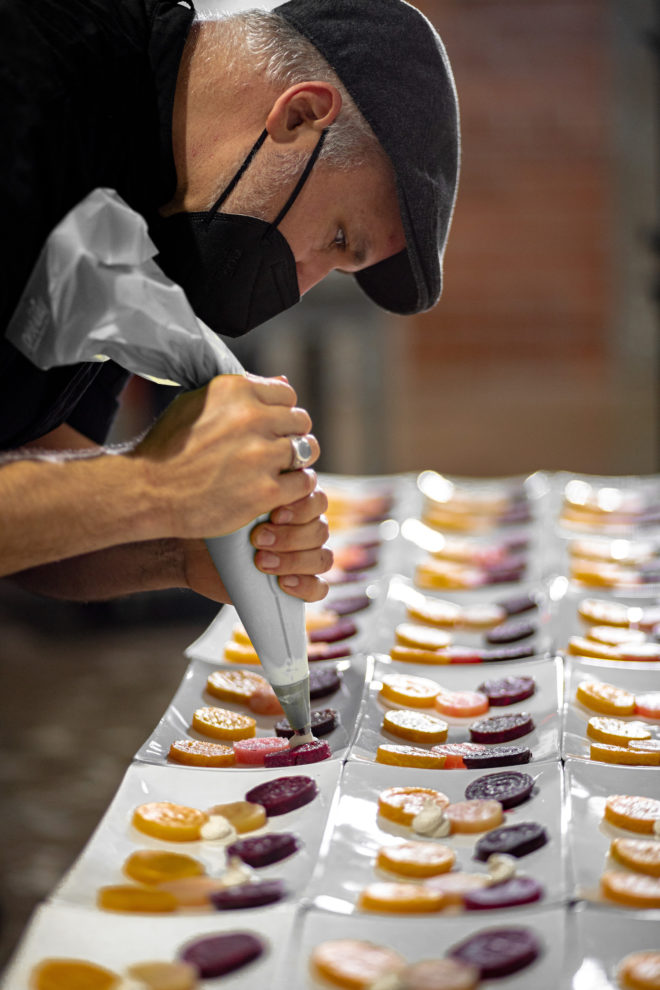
288;434;314;471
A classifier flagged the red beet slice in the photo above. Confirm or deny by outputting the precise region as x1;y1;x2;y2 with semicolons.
275;708;337;739
328;594;371;615
474;821;549;861
446;646;486;664
477;675;536;706
464;771;534;808
264;748;296;768
309;665;342;698
292;738;331;764
210;879;286;910
226;832;299;868
482;644;536;662
498;593;538;616
308;618;357;643
307;642;352;661
469;712;534;744
464;875;544;911
462;745;532;769
180;932;264;977
448;927;541;978
245;775;318;816
486;619;536;644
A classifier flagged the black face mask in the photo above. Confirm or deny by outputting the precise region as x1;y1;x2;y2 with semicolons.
150;128;327;337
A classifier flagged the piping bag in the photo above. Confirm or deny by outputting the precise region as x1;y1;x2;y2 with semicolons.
6;188;313;744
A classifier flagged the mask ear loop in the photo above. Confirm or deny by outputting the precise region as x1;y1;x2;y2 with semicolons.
203;129;269;223
268;127;328;229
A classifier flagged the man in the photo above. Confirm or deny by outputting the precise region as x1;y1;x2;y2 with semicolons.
0;0;459;605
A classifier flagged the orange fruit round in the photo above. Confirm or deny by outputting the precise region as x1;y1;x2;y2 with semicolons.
382;709;449;744
424;871;491;906
618;951;660;990
434;689;489;719
390;645;451;665
358;881;446;913
223;641;260;664
155;875;229;907
587;626;646;647
610;838;660;877
191;706;256;740
123;849;205;885
590;743;660;767
376;744;447;769
96;885;178;913
206;668;268;703
310;939;406;990
407;599;463;628
578;598;632;627
132;802;208;842
586;717;651;747
168;739;235;767
444;799;504;834
398;958;480;990
395;623;452;651
30;959;119;990
126;961;199;990
377;841;455;878
604;795;660;833
576;681;635;716
380;674;440;708
207;800;267;833
601;870;660;908
378;786;450;826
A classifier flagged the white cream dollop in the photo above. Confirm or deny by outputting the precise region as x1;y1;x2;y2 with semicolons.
412;799;451;838
114;980;149;990
220;855;257;888
486;853;517;885
200;814;237;843
367;974;405;990
653;818;660;838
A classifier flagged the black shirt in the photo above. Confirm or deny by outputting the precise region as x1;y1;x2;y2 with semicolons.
0;0;194;448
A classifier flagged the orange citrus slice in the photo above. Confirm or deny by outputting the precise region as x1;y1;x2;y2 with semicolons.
415;560;483;591
576;681;635;716
407;598;463;627
132;802;208;842
601;871;660;908
377;841;455;878
191;707;256;740
123;849;205;885
310;939;406;990
586;626;646;647
380;673;440;708
590;743;660;766
378;786;450;826
96;885;178;913
223;641;260;664
604;795;660;833
578;598;632;627
382;709;449;744
460;603;507;630
618;951;660;990
610;838;660;877
586;717;652;747
444;799;504;834
395;623;452;651
424;871;491;906
617;643;660;662
206;668;268;703
568;636;620;661
398;959;480;990
168;740;235;767
207;800;267;833
30;959;119;990
155;875;229;907
358;881;445;913
434;689;489;719
126;961;198;990
376;744;447;769
390;645;451;665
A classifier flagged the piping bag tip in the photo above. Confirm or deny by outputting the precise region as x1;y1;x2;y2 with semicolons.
289;726;314;748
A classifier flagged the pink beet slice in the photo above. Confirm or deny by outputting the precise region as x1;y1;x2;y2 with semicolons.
308;618;357;643
465;771;534;808
293;739;331;764
464;875;544;911
180;932;263;977
210;879;286;910
448;927;541;978
234;737;289;766
309;665;342;699
245;775;318;815
469;712;534;744
226;832;299;867
275;708;337;739
476;675;536;706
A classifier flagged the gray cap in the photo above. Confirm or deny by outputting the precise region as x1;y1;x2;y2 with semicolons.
274;0;460;315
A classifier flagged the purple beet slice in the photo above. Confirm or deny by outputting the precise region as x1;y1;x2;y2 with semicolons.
486;618;536;644
308;618;357;643
474;821;549;861
210;879;286;910
309;665;342;699
463;875;544;911
464;771;534;808
482;644;536;662
245;775;318;816
448;926;541;978
307;642;352;662
469;712;534;744
477;675;536;706
180;932;264;977
462;745;532;768
328;593;371;615
275;708;337;739
226;832;299;868
498;593;538;616
292;738;331;764
263;748;296;768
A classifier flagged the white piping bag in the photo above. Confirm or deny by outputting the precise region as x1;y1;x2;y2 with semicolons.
7;188;312;740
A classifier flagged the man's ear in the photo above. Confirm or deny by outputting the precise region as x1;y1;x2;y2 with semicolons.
266;82;342;145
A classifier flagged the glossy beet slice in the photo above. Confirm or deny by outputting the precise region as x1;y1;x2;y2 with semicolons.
309;665;342;699
482;644;536;662
292;739;332;764
307;642;352;662
328;593;371;615
448;926;541;978
498;593;538;616
469;712;534;744
477;675;536;707
464;875;544;911
263;749;296;768
486;619;536;645
462;746;532;769
180;932;264;977
245;775;318;816
226;832;299;868
465;771;534;809
474;821;549;861
308;618;357;643
275;708;338;739
210;879;286;910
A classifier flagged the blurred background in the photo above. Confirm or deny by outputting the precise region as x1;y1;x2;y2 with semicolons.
1;0;659;972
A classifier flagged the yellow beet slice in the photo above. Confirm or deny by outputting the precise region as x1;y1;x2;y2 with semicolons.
601;870;660;908
444;799;504;834
310;939;406;990
377;841;455;878
424;871;491;906
618;951;660;990
123;849;205;885
610;838;660;877
578;598;632;627
191;706;256;740
586;626;646;647
604;795;660;833
380;674;440;707
586;717;652;747
168;740;235;768
395;622;452;650
30;959;119;990
378;786;450;826
382;709;449;744
132;802;208;842
126;961;199;990
223;641;260;664
590;743;660;767
376;744;447;769
407;599;463;628
390;645;451;665
576;681;635;716
155;875;229;907
97;885;178;913
358;881;445;913
415;560;483;591
207;800;267;834
206;668;269;703
568;636;620;661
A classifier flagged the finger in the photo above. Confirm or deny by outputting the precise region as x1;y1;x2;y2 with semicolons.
272;468;318;507
252;516;330;554
269;408;313;440
277;574;329;604
254;546;334;577
270;488;329;526
245;373;298;407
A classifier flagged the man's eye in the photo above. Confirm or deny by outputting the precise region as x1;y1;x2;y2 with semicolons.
333;228;347;250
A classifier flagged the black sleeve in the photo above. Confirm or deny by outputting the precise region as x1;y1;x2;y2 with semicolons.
66;362;131;445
